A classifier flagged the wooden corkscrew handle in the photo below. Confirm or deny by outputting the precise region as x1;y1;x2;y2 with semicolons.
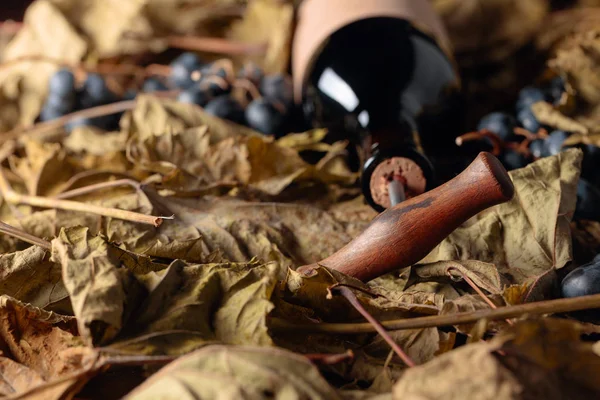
298;152;515;282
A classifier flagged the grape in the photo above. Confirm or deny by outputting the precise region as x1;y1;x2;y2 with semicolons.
260;74;293;105
204;95;245;124
500;149;527;170
48;68;76;99
245;98;286;135
169;52;202;89
476;112;517;141
199;75;230;97
238;62;264;86
65;115;117;132
575;178;600;221
177;86;211;107
561;258;600;298
200;63;229;81
516;108;541;133
79;73;116;108
39;104;67;122
546;76;565;104
123;90;137;101
516;86;547;112
546;130;569;155
529;139;548;158
142;77;168;92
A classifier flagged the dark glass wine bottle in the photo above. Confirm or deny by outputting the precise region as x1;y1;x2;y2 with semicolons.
292;0;462;212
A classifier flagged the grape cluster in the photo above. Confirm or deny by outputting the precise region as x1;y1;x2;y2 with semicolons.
460;76;600;222
170;53;294;136
40;69;121;131
39;52;299;137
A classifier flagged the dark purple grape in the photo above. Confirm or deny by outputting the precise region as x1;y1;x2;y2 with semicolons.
199;75;230;97
476;112;517;141
546;130;570;155
516;108;541;133
39;104;67;122
575;178;600;221
79;73;116;108
516;86;547;112
49;68;76;99
561;258;600;298
238;62;264;86
169;52;202;89
546;76;565;104
177;86;211;107
204;95;245;124
529;139;548;158
260;74;293;105
123;90;137;101
245;98;287;135
142;77;168;92
65;113;120;132
500;149;527;170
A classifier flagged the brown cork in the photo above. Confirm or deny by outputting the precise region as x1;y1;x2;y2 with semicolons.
370;156;427;209
292;0;452;102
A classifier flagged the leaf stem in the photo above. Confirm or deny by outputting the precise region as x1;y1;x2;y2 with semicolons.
330;285;416;367
270;293;600;334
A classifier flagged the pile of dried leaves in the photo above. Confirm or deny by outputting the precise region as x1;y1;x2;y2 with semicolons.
0;0;598;399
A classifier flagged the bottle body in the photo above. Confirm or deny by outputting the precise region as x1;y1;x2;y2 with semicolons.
293;2;462;211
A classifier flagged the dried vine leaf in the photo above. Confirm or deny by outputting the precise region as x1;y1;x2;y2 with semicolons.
226;0;294;74
0;295;100;399
422;149;582;287
9;140;76;196
0;246;68;311
124;345;341;400
0;0;87;127
50;226;141;346
108;259;279;355
432;0;549;65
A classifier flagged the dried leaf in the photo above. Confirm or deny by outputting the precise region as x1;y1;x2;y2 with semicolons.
531;101;590;134
50;226;140;346
108;258;278;355
64;127;129;156
124;345;341;400
227;0;294;74
9;140;76;196
0;295;100;399
432;0;549;65
0;246;68;311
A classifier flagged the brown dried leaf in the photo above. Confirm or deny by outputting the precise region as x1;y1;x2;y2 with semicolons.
9;140;76;196
50;226;141;346
108;259;279;355
124;345;341;400
0;246;68;312
226;0;294;74
432;0;549;65
392;341;522;400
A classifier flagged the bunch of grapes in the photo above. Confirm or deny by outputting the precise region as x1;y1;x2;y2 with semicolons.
458;76;600;222
39;52;302;137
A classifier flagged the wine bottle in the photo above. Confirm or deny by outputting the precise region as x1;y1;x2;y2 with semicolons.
292;0;462;212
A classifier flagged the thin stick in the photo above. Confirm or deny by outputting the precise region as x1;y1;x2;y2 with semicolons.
0;220;51;250
270;293;600;334
330;285;416;367
1;100;137;144
0;168;169;228
446;266;513;325
455;129;503;156
167;36;267;56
